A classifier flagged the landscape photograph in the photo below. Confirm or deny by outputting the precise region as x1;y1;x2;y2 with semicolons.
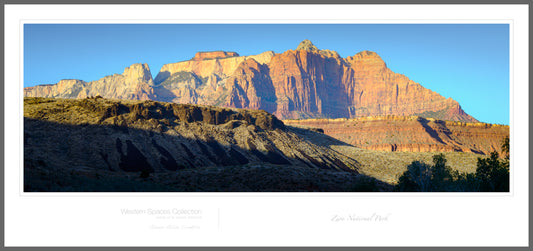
23;24;510;192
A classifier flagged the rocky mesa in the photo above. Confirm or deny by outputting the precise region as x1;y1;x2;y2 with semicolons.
25;40;478;123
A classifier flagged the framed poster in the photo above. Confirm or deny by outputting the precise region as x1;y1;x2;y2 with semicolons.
4;3;529;247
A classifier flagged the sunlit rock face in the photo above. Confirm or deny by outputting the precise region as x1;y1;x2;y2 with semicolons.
24;40;478;123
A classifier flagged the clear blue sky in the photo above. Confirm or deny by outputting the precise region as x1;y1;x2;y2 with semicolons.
24;24;509;125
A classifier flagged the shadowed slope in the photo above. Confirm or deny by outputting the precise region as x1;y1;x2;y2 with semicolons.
24;97;393;192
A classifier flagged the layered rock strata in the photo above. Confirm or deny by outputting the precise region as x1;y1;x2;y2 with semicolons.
284;116;509;155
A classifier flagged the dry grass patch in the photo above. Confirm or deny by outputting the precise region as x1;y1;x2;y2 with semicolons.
332;145;480;184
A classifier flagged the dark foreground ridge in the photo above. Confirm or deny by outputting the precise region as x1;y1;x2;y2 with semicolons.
24;97;392;192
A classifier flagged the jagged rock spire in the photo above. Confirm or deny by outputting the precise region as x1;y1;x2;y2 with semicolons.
296;39;318;51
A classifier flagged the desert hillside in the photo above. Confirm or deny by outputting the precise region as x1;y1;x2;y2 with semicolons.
24;97;396;192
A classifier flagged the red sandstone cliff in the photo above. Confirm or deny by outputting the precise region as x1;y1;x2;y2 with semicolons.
344;51;474;121
224;58;278;112
24;40;480;123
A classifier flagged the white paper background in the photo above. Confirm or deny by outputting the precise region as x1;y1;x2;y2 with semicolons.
4;4;529;246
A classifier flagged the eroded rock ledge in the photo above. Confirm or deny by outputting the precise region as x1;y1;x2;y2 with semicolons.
284;116;509;155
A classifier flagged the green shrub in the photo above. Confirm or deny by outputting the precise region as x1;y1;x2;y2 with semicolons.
395;161;432;192
395;137;510;192
476;152;509;192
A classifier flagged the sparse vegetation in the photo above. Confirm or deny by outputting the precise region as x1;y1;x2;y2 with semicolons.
394;137;510;192
414;109;448;121
341;147;480;184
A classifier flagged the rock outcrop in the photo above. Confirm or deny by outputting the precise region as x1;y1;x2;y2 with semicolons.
193;51;239;60
25;41;479;122
153;51;275;83
296;39;319;51
24;79;87;99
224;58;278;112
25;63;154;101
284;116;509;155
